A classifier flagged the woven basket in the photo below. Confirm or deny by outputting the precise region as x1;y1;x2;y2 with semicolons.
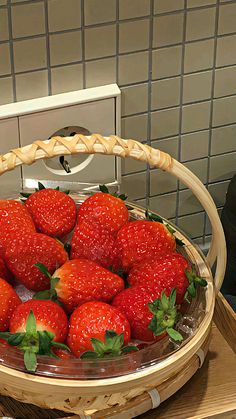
0;134;227;418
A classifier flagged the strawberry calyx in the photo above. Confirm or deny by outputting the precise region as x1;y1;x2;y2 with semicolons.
145;210;184;247
148;288;183;342
80;330;138;359
20;182;70;198
32;263;59;303
184;266;208;302
99;185;127;201
0;311;69;372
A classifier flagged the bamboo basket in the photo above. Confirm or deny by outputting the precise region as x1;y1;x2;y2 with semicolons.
0;134;228;418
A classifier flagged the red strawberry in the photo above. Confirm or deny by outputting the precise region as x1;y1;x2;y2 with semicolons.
0;338;9;347
53;347;75;360
0;278;21;331
70;220;117;268
115;220;176;271
129;253;207;304
34;259;125;312
128;253;190;304
67;301;132;358
0;257;13;283
25;188;77;238
0;200;35;256
5;233;68;291
10;299;68;341
112;286;182;342
0;300;69;372
78;187;129;235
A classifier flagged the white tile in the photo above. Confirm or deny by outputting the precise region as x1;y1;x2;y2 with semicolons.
149;192;177;219
150;169;177;195
213;96;236;127
151;108;180;139
209;152;236;182
86;57;116;88
121;172;147;200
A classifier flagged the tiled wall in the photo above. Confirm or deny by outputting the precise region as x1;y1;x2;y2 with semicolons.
0;0;236;244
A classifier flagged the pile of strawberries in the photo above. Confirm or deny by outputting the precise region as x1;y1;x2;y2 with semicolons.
0;184;207;373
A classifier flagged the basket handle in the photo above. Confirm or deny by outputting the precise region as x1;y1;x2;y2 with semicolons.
0;134;226;292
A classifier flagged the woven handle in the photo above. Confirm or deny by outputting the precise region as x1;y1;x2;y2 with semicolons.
0;134;226;291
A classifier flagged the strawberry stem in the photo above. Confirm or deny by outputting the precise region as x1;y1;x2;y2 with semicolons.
148;289;183;342
0;311;69;372
80;330;138;359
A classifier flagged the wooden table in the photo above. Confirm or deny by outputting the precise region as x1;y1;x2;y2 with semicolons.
0;324;235;419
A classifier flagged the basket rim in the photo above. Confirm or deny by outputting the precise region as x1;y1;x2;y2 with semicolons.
0;312;213;393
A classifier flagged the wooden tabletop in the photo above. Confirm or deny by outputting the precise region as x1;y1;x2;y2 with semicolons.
0;324;235;419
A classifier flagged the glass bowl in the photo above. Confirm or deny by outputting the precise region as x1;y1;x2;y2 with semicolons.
0;193;212;379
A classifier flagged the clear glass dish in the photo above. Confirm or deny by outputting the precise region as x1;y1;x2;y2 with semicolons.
0;193;212;379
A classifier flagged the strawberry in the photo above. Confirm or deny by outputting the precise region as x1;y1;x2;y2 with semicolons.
67;301;133;358
115;220;176;271
112;286;182;342
0;257;13;283
5;233;68;291
0;278;21;331
128;253;190;304
0;200;35;256
0;338;9;347
25;188;77;238
70;220;117;268
0;300;69;372
52;347;75;360
34;259;124;312
78;185;129;235
128;253;207;304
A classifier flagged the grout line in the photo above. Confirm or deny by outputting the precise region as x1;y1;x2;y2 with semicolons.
145;0;154;209
44;0;51;95
153;3;215;15
115;0;120;188
2;0;231;15
80;0;86;88
2;52;236;82
0;60;236;87
1;15;236;47
115;0;119;85
6;1;16;101
175;0;187;226
203;0;220;243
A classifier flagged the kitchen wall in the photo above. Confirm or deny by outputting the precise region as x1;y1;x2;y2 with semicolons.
0;0;236;245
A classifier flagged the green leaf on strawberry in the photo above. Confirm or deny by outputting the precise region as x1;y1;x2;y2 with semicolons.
80;330;138;359
99;184;109;193
99;185;127;201
148;288;183;342
0;310;70;372
145;210;163;224
24;350;37;372
166;328;183;342
145;210;185;247
33;263;59;303
184;265;207;302
20;182;70;199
